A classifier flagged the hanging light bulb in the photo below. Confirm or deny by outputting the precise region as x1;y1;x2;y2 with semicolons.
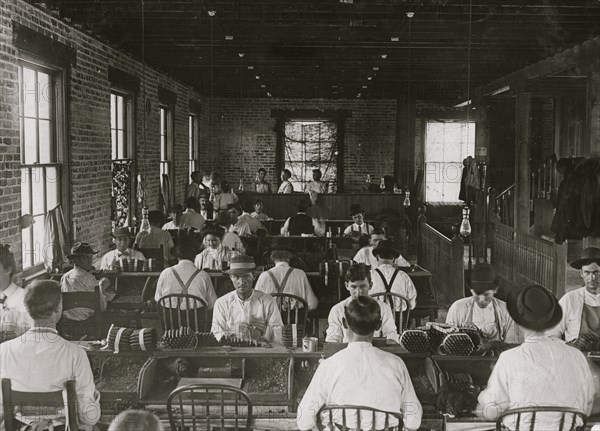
238;178;244;192
366;174;371;184
460;206;472;237
403;190;411;208
379;176;385;190
209;185;216;203
139;207;151;236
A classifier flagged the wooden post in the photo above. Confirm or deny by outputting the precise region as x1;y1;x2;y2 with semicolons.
588;67;600;157
450;225;465;301
514;83;532;233
554;242;567;298
416;205;427;265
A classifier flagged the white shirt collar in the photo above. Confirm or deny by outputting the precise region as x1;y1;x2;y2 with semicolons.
2;282;18;297
274;261;290;268
234;290;256;303
347;341;374;349
28;327;59;335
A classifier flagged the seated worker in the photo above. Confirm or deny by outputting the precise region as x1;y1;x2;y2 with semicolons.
343;204;374;237
216;210;246;254
182;196;206;231
186;170;202;201
211;255;283;342
227;204;253;237
251;199;272;222
326;263;399;343
195;226;229;271
100;227;146;270
254;167;272;194
353;228;411;268
446;263;521;343
238;200;264;234
155;237;217;309
477;284;594;430
280;199;326;236
297;295;422;431
201;171;212;192
0;244;32;335
134;210;175;263
254;240;318;311
162;204;190;230
199;191;214;221
277;169;294;194
546;247;600;342
213;180;239;212
60;242;112;321
0;280;101;430
305;169;328;206
370;240;417;312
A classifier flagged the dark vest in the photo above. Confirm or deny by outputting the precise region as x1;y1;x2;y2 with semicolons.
289;213;314;235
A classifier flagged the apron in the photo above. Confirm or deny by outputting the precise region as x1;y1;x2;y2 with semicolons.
466;297;504;341
579;290;600;336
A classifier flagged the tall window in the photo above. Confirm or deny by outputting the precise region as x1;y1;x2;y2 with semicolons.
111;91;134;227
424;121;475;203
188;114;198;178
19;62;64;271
284;120;338;192
160;106;173;180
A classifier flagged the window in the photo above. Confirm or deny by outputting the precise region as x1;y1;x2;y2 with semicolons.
19;62;64;271
160;106;173;180
188;114;198;178
424;121;475;203
284;120;338;192
111;91;134;227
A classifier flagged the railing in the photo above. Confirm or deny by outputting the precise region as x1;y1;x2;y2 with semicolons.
494;184;515;228
417;208;464;304
492;222;567;296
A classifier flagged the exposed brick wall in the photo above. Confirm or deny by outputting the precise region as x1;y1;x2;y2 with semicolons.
0;0;201;271
198;98;399;193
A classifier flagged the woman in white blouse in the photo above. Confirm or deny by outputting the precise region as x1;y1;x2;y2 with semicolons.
194;226;230;271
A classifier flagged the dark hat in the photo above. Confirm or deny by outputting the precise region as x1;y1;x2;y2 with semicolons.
68;242;98;259
506;284;562;331
268;238;298;254
467;263;499;294
349;204;365;217
171;236;200;260
569;247;600;269
112;227;132;238
224;254;256;275
372;240;400;258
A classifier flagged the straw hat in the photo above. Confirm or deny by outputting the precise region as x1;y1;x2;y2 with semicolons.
223;255;256;275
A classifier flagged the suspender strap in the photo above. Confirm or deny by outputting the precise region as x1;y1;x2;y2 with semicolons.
171;268;202;294
267;267;295;293
375;268;400;293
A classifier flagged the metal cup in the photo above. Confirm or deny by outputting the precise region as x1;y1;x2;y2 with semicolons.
302;336;318;352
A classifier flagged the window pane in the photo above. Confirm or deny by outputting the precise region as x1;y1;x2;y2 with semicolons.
110;94;117;130
22;67;37;118
21;168;31;214
111;130;117;159
23;118;38;164
117;131;124;158
38;72;51;119
38;120;51;163
46;167;59;210
22;226;33;269
31;167;45;215
161;136;166;161
32;215;45;265
160;108;165;137
117;95;124;129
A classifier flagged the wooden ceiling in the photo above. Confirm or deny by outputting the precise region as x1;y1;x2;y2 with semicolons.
33;0;600;103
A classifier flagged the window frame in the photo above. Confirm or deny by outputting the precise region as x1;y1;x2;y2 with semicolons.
18;58;70;275
159;104;175;198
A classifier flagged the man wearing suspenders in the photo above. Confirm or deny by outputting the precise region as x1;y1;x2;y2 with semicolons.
370;240;417;313
254;241;318;311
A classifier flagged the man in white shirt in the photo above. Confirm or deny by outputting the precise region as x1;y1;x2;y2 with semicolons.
546;247;600;342
162;204;190;231
353;228;411;268
100;227;146;270
155;237;217;315
370;240;417;312
326;263;399;343
135;210;175;262
182;196;206;231
212;255;283;342
277;169;293;194
343;204;374;237
254;241;318;311
477;284;594;430
227;204;253;237
0;280;101;430
237;200;264;234
446;263;521;343
297;295;422;431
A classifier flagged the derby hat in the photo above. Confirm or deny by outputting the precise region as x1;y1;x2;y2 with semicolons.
112;227;132;238
349;204;366;217
68;242;98;259
372;240;401;258
223;254;256;275
467;263;499;294
506;284;562;331
569;247;600;269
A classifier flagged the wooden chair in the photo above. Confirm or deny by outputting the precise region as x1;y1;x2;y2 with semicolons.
369;292;411;333
157;293;208;332
135;244;165;268
270;293;309;330
1;379;78;431
59;286;102;340
167;384;252;431
316;404;403;431
495;406;587;431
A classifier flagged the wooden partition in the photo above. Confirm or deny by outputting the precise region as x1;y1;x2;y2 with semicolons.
236;192;405;220
492;222;567;296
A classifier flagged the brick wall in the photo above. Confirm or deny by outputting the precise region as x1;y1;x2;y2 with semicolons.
0;0;201;271
198;98;399;193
